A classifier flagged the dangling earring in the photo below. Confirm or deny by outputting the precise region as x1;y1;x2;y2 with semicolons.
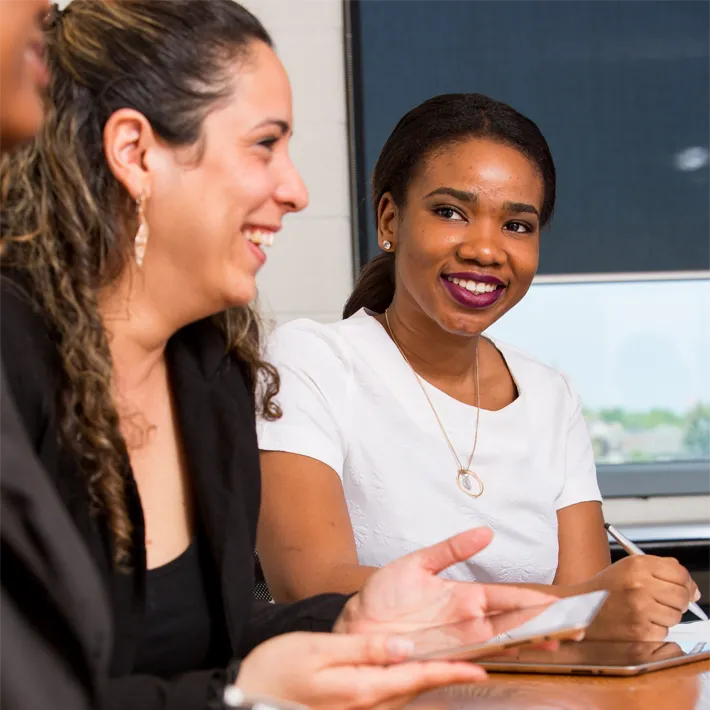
134;192;149;268
382;240;392;251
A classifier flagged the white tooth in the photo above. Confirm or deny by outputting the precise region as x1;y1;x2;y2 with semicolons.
475;283;486;293
465;281;477;292
246;230;274;247
452;277;460;285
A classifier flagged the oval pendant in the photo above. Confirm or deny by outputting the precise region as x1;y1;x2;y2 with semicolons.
456;468;484;499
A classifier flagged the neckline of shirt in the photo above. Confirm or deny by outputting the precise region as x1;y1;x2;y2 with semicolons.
345;309;525;420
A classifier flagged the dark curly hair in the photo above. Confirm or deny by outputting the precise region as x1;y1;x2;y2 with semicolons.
0;0;282;567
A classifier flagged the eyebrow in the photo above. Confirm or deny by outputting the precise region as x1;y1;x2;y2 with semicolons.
254;118;291;136
424;187;477;204
503;201;540;219
423;187;540;219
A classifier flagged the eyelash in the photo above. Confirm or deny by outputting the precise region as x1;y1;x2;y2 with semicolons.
433;206;535;234
258;136;278;152
433;206;465;221
505;221;534;234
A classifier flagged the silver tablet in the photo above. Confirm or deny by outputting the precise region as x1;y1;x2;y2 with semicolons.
479;639;710;676
398;591;608;663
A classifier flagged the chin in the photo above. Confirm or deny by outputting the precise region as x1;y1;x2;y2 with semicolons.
438;307;495;337
222;280;258;310
3;112;43;151
5;95;44;144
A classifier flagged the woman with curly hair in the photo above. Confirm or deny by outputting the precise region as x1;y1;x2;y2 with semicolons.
0;3;113;710
0;2;554;709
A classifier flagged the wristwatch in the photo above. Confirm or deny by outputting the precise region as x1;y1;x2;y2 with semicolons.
221;685;310;710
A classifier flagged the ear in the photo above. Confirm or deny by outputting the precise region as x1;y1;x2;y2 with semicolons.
103;108;157;201
377;192;399;250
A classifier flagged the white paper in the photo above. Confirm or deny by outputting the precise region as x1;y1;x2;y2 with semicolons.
665;620;710;643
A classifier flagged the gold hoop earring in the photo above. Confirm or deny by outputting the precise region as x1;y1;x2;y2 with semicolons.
134;193;149;268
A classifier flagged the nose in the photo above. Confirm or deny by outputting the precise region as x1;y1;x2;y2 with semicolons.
274;153;309;214
457;219;507;267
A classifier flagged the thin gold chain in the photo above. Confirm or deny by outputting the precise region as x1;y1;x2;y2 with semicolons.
384;310;480;475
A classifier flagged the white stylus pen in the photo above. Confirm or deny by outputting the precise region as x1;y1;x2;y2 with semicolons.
605;522;709;622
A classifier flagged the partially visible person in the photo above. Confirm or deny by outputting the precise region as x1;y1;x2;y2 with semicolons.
1;366;113;710
1;3;112;710
257;93;698;642
0;0;48;150
1;3;555;710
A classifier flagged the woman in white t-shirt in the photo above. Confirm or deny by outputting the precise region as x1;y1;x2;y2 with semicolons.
257;93;697;640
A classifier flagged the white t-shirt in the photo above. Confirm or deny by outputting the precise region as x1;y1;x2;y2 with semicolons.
257;309;602;585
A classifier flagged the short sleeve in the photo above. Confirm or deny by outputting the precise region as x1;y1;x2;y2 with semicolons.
257;320;351;479
555;374;603;511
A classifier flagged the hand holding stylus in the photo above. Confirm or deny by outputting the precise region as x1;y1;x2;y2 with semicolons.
605;523;708;622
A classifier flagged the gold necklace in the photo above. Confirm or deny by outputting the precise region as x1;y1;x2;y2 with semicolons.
384;310;483;499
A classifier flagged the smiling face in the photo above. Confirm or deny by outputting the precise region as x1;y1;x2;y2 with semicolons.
107;40;308;324
380;137;544;336
149;40;307;313
0;0;50;149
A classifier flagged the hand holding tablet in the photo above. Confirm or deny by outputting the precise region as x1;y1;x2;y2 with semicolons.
394;590;609;663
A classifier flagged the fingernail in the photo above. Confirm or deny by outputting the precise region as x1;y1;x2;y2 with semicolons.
387;637;415;659
694;589;701;602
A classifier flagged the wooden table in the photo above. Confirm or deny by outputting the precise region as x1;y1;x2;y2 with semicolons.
408;660;710;709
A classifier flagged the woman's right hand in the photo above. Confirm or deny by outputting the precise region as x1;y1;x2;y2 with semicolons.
579;555;699;641
236;631;486;710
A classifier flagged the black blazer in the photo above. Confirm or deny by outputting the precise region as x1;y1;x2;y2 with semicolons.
0;276;347;710
1;364;112;710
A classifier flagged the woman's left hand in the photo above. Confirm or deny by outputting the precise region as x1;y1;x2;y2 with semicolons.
334;527;556;635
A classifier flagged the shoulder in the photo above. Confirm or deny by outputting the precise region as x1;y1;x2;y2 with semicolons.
1;272;50;341
0;269;56;388
267;316;362;375
490;337;580;405
0;273;60;440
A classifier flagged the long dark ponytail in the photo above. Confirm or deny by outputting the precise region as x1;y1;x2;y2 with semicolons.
343;93;556;319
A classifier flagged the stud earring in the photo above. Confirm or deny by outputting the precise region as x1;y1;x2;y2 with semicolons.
382;240;392;251
134;192;149;268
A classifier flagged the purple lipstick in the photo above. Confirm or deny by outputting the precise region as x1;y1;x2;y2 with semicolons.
441;272;506;310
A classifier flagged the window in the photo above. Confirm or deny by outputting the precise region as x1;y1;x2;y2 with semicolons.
486;278;710;495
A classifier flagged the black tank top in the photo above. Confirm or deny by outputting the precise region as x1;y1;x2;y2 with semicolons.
134;538;215;677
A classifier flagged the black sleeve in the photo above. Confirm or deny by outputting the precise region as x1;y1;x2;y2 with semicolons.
102;594;349;709
238;595;350;657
